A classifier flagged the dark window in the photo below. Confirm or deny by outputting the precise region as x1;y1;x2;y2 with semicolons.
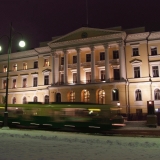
154;89;160;100
152;66;159;77
3;80;6;89
34;96;38;102
33;77;38;87
61;57;64;65
86;54;91;62
101;70;105;81
23;97;27;104
34;61;38;68
73;73;77;83
114;69;120;80
61;74;64;84
23;78;27;87
13;79;16;88
112;89;119;101
44;75;49;85
13;97;16;104
44;95;49;104
134;67;140;78
151;47;157;56
100;52;105;60
86;72;91;83
135;89;142;101
113;51;119;59
133;48;139;56
73;56;77;63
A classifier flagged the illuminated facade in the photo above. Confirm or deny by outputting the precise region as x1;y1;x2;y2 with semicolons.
0;27;160;115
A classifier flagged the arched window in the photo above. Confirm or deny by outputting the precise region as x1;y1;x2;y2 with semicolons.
33;96;38;102
13;97;16;104
44;95;49;104
83;90;90;102
98;90;105;104
23;97;27;104
135;89;142;101
154;89;160;100
13;63;17;71
70;91;75;102
112;89;119;101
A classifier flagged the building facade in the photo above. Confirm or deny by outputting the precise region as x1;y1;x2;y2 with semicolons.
0;27;160;116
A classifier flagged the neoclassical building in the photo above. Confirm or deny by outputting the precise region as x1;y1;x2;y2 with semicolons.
0;26;160;116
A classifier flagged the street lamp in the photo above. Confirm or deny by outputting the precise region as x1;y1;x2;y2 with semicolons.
117;102;120;115
0;23;25;128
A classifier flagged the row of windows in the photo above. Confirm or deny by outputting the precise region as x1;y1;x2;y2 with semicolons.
61;51;119;65
2;75;49;89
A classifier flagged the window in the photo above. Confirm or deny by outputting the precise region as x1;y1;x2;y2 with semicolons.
112;89;119;101
34;61;38;68
133;48;139;56
70;91;75;102
13;79;16;88
33;96;38;102
3;80;6;89
73;56;77;64
100;52;105;60
114;69;120;80
86;54;91;62
98;90;105;104
73;73;77;83
61;57;64;65
44;59;49;67
135;89;142;101
44;95;49;104
151;47;157;56
33;77;38;87
23;78;27;87
152;66;159;77
61;74;64;84
23;62;27;70
86;72;91;83
113;50;119;59
23;97;27;104
13;64;17;71
101;70;105;81
3;65;7;72
83;90;90;102
12;97;16;104
154;89;160;100
134;67;140;78
44;75;49;85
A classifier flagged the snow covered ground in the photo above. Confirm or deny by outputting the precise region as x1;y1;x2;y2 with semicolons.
0;128;160;160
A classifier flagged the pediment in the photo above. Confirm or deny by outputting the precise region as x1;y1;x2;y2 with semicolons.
48;27;122;44
130;59;142;64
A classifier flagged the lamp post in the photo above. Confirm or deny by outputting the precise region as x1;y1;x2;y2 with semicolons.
117;102;120;115
0;23;25;128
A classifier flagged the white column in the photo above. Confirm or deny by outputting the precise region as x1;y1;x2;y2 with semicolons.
76;48;81;84
63;50;68;84
54;53;59;84
119;42;126;80
104;44;110;81
52;52;56;85
90;46;95;83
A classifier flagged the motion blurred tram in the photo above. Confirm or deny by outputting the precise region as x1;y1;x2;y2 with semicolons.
0;103;125;132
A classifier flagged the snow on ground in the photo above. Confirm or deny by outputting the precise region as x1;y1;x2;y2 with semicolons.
0;128;160;160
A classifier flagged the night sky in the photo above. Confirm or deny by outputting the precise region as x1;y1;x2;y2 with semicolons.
0;0;160;53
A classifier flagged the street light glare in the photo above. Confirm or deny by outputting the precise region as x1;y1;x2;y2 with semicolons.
19;40;25;47
0;46;2;51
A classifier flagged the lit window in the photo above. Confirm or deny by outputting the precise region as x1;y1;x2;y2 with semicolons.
70;91;75;102
113;50;119;59
23;62;27;70
44;59;49;67
3;80;6;89
3;65;7;72
98;90;105;104
135;89;142;101
23;78;27;87
33;77;38;87
151;47;157;56
13;64;17;71
13;79;16;88
83;90;90;102
154;89;160;100
133;48;139;56
44;75;49;85
100;52;105;60
112;89;119;101
152;66;159;77
34;61;38;68
134;67;140;78
86;54;91;62
44;95;49;104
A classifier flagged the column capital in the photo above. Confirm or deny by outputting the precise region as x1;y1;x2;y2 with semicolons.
89;45;95;51
103;43;109;48
117;41;124;47
75;47;81;53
